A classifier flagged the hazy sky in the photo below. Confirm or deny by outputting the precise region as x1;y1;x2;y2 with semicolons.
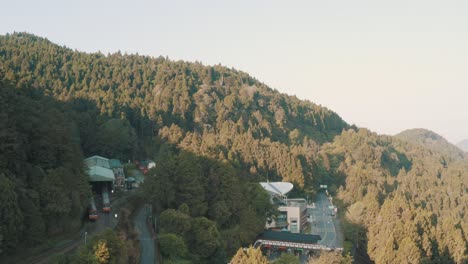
2;0;467;143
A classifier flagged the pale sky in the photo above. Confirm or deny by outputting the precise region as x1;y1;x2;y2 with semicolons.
2;0;467;143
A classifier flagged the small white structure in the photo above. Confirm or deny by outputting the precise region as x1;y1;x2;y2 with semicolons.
147;161;156;169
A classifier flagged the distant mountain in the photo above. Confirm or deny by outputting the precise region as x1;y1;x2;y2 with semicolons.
457;139;468;152
395;128;465;162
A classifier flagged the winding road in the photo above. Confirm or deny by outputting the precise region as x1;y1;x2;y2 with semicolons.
307;192;343;249
134;205;156;264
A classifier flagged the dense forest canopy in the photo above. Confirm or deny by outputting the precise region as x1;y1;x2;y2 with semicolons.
143;147;274;262
0;80;91;254
0;32;349;187
321;129;467;263
0;33;467;263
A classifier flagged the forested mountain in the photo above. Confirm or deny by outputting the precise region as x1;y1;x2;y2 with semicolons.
457;139;468;152
0;32;349;187
0;33;467;263
396;128;465;162
323;129;467;263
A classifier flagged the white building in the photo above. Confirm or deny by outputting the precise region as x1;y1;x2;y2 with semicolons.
278;198;308;233
260;182;307;233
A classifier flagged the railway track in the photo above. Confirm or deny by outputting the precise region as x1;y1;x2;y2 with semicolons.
14;191;135;263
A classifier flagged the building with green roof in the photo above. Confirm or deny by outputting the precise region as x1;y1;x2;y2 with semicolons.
87;165;115;182
85;155;111;169
85;156;115;183
109;159;122;169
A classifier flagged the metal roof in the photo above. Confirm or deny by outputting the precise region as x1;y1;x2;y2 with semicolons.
258;230;321;244
125;177;136;182
260;182;294;196
87;165;115;182
85;156;110;169
109;159;123;168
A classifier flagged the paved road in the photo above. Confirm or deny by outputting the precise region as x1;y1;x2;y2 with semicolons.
134;205;155;264
307;192;343;249
92;194;114;233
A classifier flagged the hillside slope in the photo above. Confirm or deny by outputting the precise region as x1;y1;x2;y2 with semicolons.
0;33;467;263
396;128;465;162
322;129;467;264
0;32;349;187
457;139;468;152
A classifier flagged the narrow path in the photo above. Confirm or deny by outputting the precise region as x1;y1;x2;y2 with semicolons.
134;205;155;264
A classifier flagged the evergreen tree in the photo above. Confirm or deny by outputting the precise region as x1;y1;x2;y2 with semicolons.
94;240;110;264
230;246;269;264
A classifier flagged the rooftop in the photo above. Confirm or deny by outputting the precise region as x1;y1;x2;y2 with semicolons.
109;159;123;169
285;198;307;207
258;230;321;244
85;155;110;169
87;166;115;182
260;182;294;196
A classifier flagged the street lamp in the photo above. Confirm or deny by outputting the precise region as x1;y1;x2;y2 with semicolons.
114;214;118;227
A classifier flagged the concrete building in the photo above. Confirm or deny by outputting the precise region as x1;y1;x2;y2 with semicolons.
265;198;308;233
279;199;308;233
85;155;111;169
260;182;307;233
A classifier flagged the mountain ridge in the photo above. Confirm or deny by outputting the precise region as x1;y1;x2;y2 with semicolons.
395;128;465;162
0;32;350;186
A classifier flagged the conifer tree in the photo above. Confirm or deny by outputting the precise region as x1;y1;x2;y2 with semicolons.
94;240;110;264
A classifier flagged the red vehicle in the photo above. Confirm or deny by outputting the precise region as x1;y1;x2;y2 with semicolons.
88;199;98;221
102;186;111;213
